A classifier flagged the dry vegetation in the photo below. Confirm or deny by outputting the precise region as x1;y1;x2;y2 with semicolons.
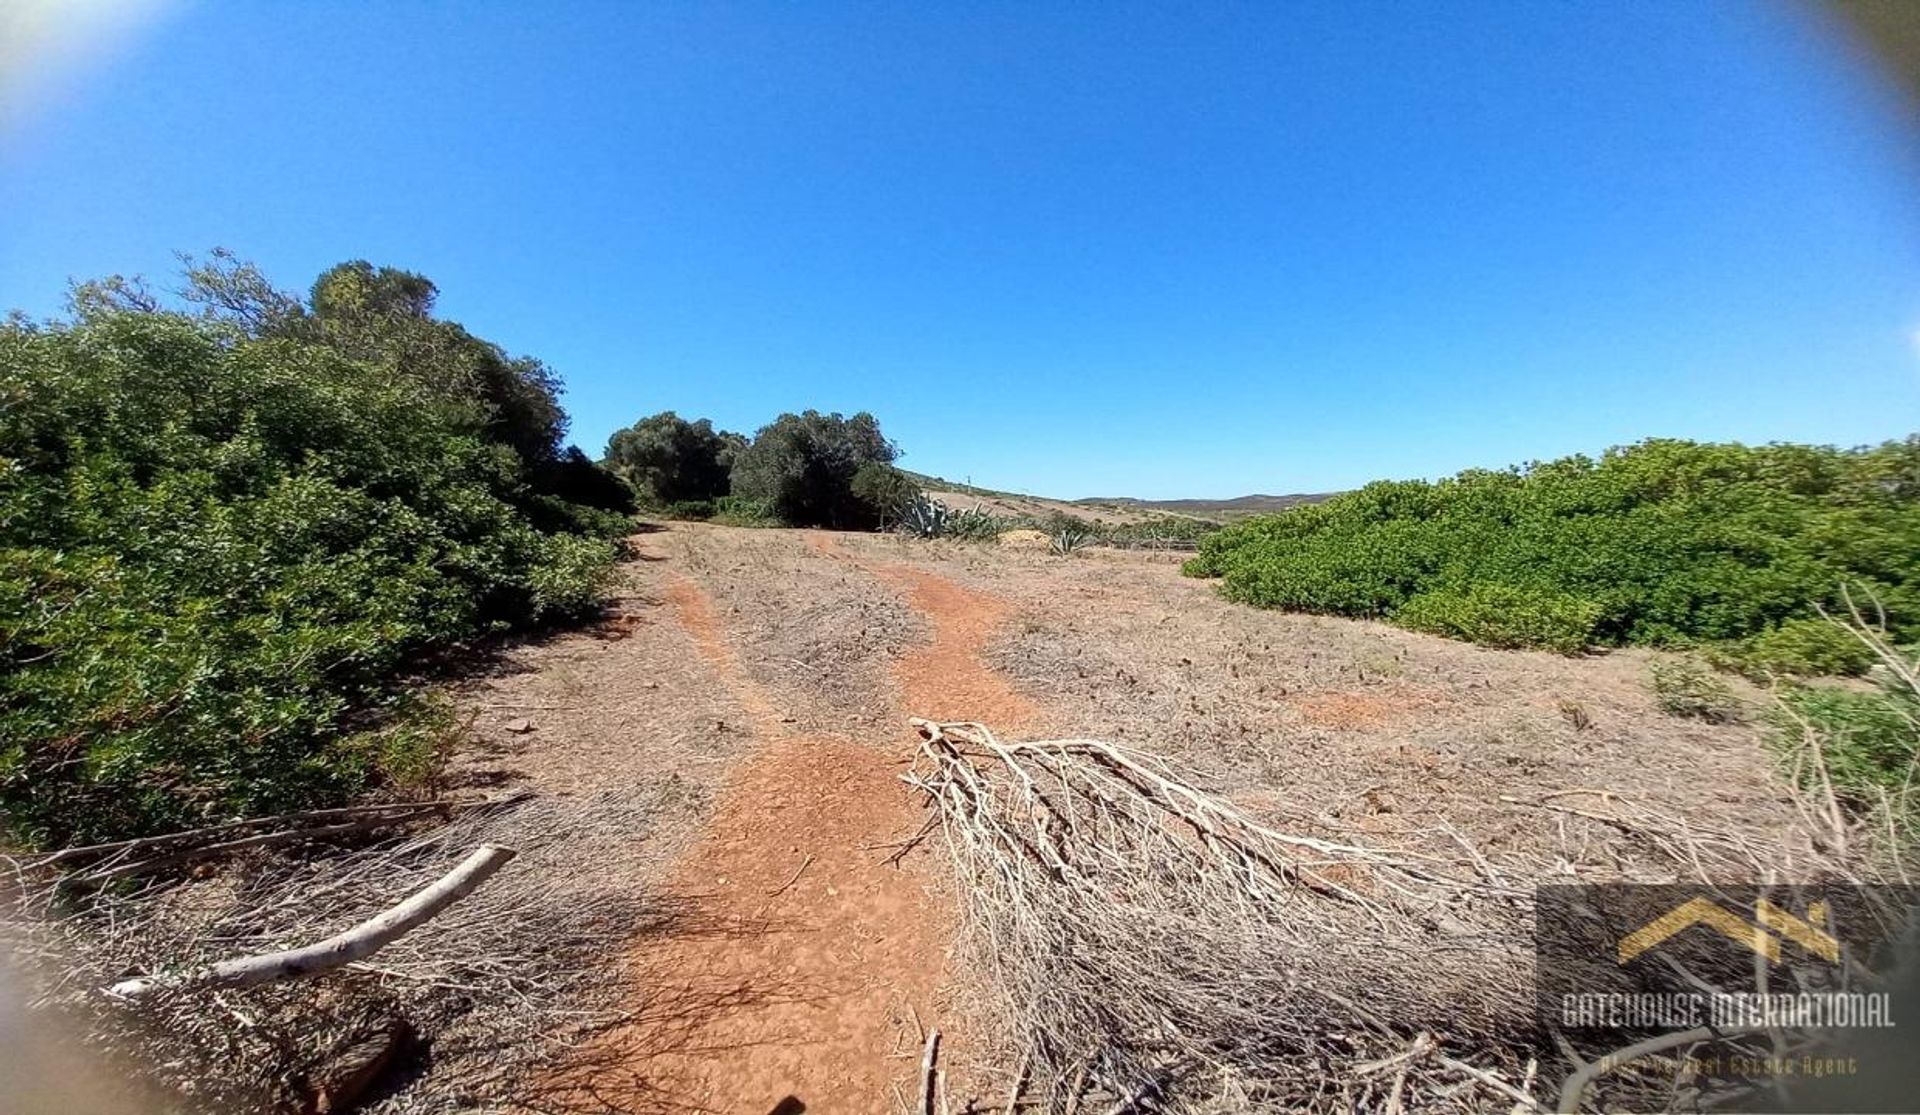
4;524;1905;1114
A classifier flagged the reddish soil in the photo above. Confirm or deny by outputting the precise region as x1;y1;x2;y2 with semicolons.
853;557;1043;733
558;534;1038;1113
521;523;1802;1113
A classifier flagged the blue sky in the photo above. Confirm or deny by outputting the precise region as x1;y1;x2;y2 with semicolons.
4;2;1918;498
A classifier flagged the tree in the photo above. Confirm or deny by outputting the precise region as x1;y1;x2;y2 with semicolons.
851;462;918;529
1;259;626;845
604;411;745;505
729;411;898;528
306;260;569;468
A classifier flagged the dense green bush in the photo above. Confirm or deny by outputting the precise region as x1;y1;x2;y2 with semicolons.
1186;439;1920;663
1;261;624;846
1396;584;1602;654
1712;618;1879;679
709;495;779;527
851;462;918;529
730;410;898;529
1772;681;1918;807
604;411;744;506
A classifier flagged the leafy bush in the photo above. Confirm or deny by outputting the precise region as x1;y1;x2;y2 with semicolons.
0;261;623;846
1101;517;1222;550
1649;659;1745;724
662;499;716;521
729;410;898;529
1186;438;1920;664
709;495;779;527
851;461;918;529
1713;617;1878;679
1395;584;1601;654
1772;682;1918;806
605;411;744;506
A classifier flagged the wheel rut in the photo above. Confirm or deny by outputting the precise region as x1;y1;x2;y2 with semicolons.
559;533;1036;1113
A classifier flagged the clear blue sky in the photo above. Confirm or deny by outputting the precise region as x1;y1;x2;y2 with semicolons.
5;2;1919;498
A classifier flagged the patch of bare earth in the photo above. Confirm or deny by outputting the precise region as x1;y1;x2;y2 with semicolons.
818;532;1829;1109
481;526;1818;1112
533;526;1038;1113
829;534;1803;875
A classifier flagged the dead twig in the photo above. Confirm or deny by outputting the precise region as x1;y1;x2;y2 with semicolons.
109;844;518;998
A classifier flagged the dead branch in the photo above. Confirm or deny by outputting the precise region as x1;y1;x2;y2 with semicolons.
1555;1027;1764;1113
903;717;1519;1113
22;799;465;868
921;1027;943;1115
108;844;517;997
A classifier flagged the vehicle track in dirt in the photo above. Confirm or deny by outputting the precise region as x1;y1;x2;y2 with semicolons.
559;529;1038;1113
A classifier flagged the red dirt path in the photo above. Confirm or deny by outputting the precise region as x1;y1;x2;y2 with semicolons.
561;537;1037;1113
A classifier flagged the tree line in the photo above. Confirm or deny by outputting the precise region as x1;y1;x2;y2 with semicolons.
2;254;632;845
603;408;917;530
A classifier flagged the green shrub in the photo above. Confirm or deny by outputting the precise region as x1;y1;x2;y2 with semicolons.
709;495;779;527
1186;438;1920;664
851;462;918;530
729;410;898;529
662;499;716;521
1649;659;1745;724
1714;617;1877;679
1394;583;1600;653
605;411;743;505
1771;683;1918;806
0;261;622;847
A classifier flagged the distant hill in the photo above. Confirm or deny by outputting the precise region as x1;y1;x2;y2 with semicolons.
900;470;1334;524
1077;493;1334;518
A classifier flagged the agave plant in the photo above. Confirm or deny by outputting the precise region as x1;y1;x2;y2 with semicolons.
1050;524;1093;555
899;493;953;538
949;507;1007;540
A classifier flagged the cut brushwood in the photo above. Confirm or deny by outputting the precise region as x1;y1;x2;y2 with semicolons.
108;843;517;997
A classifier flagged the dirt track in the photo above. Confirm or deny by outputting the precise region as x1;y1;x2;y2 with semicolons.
488;526;1049;1113
458;523;1797;1114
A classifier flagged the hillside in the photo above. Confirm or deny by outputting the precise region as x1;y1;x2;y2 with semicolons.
903;471;1332;524
1079;492;1334;517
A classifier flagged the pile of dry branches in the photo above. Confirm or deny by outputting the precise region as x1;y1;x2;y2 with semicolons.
907;693;1915;1115
1;787;670;1114
904;718;1540;1113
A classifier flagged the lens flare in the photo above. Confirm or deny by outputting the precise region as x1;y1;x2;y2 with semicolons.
1;0;173;135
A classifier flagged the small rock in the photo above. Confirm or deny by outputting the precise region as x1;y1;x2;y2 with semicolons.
503;718;534;733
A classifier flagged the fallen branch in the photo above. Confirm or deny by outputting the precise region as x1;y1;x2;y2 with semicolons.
921;1028;943;1115
108;843;517;997
1555;1026;1763;1113
81;816;438;883
767;853;814;896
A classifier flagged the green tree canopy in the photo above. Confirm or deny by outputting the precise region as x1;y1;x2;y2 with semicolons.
729;411;898;529
2;256;627;846
851;461;918;529
604;411;745;505
1186;437;1920;667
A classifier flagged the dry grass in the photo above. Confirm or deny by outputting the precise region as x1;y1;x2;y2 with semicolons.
831;534;1886;1112
5;525;1901;1114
